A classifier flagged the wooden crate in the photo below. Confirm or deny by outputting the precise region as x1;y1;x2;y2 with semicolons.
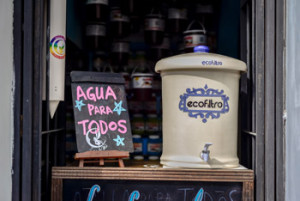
52;166;254;201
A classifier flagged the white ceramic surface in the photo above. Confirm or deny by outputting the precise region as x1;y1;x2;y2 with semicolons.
155;52;247;168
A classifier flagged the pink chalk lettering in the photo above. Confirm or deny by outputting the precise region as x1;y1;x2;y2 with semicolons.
106;106;113;115
88;120;99;134
88;104;94;116
108;121;118;131
87;104;114;116
99;120;108;135
100;106;106;115
77;86;87;100
117;120;127;134
106;86;117;100
77;86;117;102
96;87;104;100
87;87;97;102
94;106;101;115
78;119;127;136
77;119;89;135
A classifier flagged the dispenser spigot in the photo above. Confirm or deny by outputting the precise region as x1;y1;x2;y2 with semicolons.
201;143;213;162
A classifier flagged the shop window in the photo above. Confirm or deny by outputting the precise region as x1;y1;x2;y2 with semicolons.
13;0;285;200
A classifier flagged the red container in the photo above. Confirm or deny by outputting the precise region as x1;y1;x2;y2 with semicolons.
131;73;154;101
144;13;165;45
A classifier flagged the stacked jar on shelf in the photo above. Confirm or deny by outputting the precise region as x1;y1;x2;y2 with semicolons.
85;0;109;72
130;71;163;161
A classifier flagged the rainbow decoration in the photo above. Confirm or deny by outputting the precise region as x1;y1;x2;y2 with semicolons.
50;35;66;59
48;0;67;118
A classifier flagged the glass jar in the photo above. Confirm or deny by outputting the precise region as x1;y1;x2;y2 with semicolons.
111;41;130;66
131;73;154;101
145;114;160;134
85;22;107;50
167;1;187;34
132;134;143;155
131;114;145;134
147;135;162;156
110;7;130;38
86;0;109;22
144;12;165;45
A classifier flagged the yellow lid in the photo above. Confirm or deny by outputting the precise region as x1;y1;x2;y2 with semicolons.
155;52;247;73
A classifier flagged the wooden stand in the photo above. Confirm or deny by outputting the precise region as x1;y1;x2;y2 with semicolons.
74;150;129;167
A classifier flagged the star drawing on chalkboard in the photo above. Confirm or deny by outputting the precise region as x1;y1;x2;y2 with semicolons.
113;135;125;146
113;100;126;115
75;99;86;111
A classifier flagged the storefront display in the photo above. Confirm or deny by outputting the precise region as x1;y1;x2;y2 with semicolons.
50;1;254;200
7;0;289;199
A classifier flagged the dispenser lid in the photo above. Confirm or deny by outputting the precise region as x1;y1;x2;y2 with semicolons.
155;53;247;73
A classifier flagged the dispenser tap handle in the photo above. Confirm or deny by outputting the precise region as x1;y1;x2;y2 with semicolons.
203;143;213;152
201;143;213;162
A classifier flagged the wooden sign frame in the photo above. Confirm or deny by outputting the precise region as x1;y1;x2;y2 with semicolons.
70;71;134;167
51;167;254;201
70;71;134;153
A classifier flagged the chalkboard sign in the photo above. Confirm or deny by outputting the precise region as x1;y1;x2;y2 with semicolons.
63;180;242;201
71;71;133;153
51;167;254;201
